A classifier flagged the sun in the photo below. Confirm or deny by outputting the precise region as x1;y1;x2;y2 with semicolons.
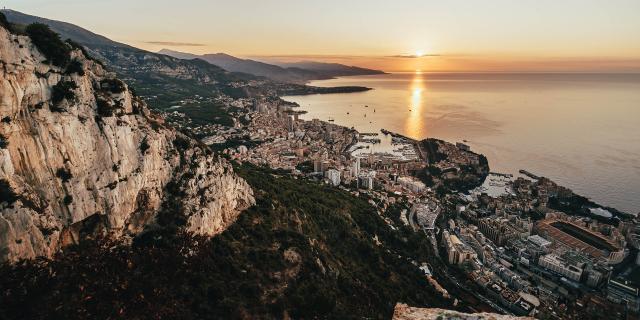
414;50;424;57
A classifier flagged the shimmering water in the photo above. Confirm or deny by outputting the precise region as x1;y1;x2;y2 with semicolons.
283;73;640;214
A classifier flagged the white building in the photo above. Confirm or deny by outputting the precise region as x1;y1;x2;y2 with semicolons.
538;254;583;282
352;157;361;177
398;176;426;193
358;173;374;190
325;169;341;187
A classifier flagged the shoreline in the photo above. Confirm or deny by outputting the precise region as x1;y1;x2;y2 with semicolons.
281;101;634;218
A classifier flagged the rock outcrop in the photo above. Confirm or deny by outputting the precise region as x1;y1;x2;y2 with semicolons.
0;24;254;262
392;304;534;320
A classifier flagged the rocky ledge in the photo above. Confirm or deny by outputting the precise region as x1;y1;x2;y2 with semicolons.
393;304;534;320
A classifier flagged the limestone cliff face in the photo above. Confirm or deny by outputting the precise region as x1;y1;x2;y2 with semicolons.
392;304;534;320
0;26;254;262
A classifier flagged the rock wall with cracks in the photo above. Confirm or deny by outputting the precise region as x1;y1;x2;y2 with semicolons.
0;25;254;262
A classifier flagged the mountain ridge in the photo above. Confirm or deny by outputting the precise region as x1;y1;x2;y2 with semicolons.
158;48;385;83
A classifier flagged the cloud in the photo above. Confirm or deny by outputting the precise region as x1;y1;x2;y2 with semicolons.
144;41;206;47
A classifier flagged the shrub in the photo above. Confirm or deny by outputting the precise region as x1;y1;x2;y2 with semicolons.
0;133;7;149
51;80;77;107
100;78;126;94
1;116;10;124
0;12;12;32
56;168;73;183
173;136;191;151
66;39;104;67
0;179;17;205
63;195;73;205
140;139;150;154
25;23;71;67
96;98;114;117
65;60;85;76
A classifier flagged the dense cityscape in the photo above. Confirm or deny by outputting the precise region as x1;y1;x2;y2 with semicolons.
161;93;640;319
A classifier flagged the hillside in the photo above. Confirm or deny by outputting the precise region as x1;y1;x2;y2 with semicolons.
159;49;384;83
0;20;253;262
0;164;451;319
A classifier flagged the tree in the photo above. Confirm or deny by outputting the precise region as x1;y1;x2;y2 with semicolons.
25;23;71;67
0;133;8;149
0;12;12;32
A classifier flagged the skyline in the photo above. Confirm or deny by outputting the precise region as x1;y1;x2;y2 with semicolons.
3;0;640;72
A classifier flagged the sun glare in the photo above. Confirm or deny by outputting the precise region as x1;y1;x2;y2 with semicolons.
415;50;424;57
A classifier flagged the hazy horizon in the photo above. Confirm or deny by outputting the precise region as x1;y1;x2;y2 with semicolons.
3;0;640;73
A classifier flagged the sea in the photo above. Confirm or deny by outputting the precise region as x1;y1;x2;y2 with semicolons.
283;72;640;215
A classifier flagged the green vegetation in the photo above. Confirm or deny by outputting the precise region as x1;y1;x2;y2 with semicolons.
0;12;11;32
295;160;314;173
177;103;235;127
25;23;71;67
95;98;114;117
0;164;450;319
51;80;77;107
100;78;126;94
139;139;150;154
0;133;7;149
173;136;191;151
0;179;16;205
65;60;85;76
55;168;72;183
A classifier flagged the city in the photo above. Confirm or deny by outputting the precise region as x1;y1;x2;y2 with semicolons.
162;93;640;319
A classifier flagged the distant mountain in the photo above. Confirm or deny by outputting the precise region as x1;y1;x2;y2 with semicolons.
159;49;384;83
273;60;385;77
159;49;317;83
1;9;283;115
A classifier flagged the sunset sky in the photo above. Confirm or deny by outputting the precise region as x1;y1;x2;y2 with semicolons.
4;0;640;72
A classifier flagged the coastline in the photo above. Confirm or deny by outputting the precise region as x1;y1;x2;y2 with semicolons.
282;73;639;215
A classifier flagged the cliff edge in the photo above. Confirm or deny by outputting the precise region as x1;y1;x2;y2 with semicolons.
0;22;254;262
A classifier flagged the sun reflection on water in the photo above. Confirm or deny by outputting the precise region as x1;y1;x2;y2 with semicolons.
405;70;426;138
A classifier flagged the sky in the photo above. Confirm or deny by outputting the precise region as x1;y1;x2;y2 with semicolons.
3;0;640;72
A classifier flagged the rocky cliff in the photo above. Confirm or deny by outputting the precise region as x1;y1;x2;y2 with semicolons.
393;304;534;320
0;24;254;262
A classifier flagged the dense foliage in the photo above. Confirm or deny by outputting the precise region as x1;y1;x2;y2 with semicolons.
0;12;11;32
0;179;16;205
0;164;450;319
65;59;85;76
51;80;77;107
0;133;7;149
25;23;71;67
100;78;126;94
95;98;114;117
55;168;72;183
